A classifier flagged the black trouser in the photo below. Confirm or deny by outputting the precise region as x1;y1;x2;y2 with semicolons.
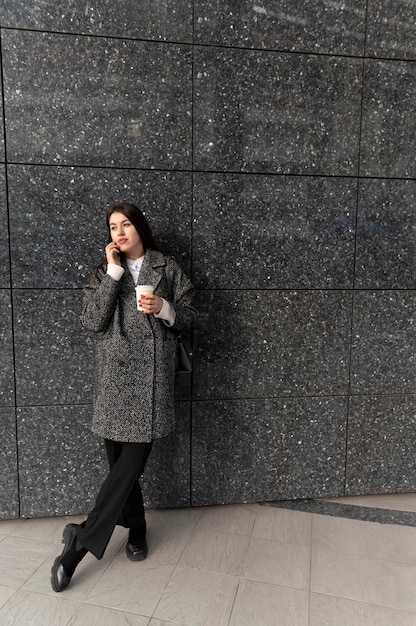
76;440;153;560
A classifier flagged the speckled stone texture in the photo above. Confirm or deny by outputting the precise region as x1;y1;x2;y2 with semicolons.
346;395;416;495
1;1;416;518
351;291;416;394
193;173;357;289
142;402;191;509
17;403;190;517
192;397;347;505
8;165;192;289
17;406;107;518
0;82;4;162
195;0;366;55
0;408;18;518
0;0;193;41
2;30;192;169
355;179;416;288
0;291;14;407
13;290;93;406
193;290;352;400
366;0;416;60
0;169;9;289
194;47;362;175
360;59;416;178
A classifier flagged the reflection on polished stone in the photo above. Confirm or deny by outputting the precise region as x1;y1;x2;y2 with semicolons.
0;0;193;42
192;396;347;505
355;179;416;288
193;173;356;289
367;0;416;60
360;59;416;178
2;30;192;169
193;290;352;400
194;47;362;175
195;0;366;56
8;165;192;288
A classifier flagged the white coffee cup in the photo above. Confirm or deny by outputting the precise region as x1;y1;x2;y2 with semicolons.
135;285;154;311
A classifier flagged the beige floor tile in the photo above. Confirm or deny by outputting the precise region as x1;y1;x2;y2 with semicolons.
229;579;309;626
5;503;416;625
195;504;256;536
85;555;174;616
148;617;186;626
0;584;16;609
153;566;238;626
146;507;202;529
10;515;85;544
22;547;116;601
242;537;310;590
311;547;416;612
312;514;416;565
0;588;80;625
9;516;126;555
178;526;250;576
252;506;312;546
310;593;416;625
68;603;149;625
135;517;193;566
0;519;20;535
0;535;56;589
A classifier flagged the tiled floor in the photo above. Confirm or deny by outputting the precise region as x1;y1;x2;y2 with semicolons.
1;494;416;625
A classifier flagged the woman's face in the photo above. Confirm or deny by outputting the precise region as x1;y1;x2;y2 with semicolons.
109;211;144;259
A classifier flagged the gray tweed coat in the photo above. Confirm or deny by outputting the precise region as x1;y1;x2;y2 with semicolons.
81;249;196;443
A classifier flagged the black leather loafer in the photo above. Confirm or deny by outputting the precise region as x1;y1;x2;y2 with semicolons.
51;557;72;593
50;523;79;592
126;539;148;561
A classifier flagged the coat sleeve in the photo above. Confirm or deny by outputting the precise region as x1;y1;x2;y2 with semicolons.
81;268;121;333
166;257;197;332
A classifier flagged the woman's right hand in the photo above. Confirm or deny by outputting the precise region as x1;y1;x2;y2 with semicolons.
106;242;121;266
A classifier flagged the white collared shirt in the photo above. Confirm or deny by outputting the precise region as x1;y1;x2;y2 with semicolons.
107;259;175;326
125;255;144;285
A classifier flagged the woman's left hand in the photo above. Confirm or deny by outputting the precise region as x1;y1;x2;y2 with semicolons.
140;294;163;314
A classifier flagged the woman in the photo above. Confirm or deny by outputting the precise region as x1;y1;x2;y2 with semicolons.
51;201;196;592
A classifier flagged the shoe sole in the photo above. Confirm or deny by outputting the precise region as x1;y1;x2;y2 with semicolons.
50;524;77;592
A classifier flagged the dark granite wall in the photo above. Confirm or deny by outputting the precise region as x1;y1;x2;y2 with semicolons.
1;1;415;519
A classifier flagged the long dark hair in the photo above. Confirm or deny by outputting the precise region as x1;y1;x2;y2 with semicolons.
95;202;159;275
105;202;159;251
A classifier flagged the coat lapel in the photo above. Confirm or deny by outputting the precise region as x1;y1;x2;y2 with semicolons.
117;249;166;298
137;249;166;293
